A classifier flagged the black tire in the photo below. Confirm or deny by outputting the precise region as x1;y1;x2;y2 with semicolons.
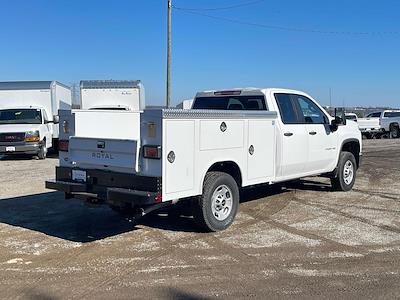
331;151;357;192
193;171;239;232
389;124;400;139
37;142;47;160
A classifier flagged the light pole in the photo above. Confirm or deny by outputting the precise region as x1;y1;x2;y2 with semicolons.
166;0;172;107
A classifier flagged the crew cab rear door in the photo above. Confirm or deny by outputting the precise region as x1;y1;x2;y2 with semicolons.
274;93;309;177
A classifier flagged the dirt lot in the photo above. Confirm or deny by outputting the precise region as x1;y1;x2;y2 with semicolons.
0;140;399;299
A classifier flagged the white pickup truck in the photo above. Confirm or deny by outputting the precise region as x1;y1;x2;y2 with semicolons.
46;88;362;231
358;110;400;139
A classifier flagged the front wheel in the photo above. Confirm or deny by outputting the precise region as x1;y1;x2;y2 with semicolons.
331;151;357;192
193;171;239;232
37;143;47;160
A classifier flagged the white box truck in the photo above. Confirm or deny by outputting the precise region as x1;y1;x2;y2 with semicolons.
0;81;71;159
47;88;362;231
80;80;145;111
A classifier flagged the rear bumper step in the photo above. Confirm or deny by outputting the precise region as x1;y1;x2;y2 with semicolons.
46;180;87;193
46;180;161;206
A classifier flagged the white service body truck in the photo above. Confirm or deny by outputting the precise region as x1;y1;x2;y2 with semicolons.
80;80;145;111
0;81;71;158
47;88;362;231
358;110;400;139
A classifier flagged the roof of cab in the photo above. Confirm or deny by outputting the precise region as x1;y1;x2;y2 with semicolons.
0;81;70;90
195;87;308;98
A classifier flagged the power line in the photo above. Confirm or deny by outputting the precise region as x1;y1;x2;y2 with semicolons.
174;8;399;36
172;0;265;12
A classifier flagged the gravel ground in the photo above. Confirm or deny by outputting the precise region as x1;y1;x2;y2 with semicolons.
0;140;399;299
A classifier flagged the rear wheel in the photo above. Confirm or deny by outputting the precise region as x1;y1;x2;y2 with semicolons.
331;151;357;192
390;124;400;139
193;171;239;232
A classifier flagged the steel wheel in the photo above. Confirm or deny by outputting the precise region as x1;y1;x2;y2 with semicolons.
343;160;354;185
211;184;233;221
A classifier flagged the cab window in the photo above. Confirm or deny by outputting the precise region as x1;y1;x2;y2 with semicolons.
294;95;329;124
384;111;400;118
42;110;49;123
275;93;300;124
366;112;381;118
192;95;267;110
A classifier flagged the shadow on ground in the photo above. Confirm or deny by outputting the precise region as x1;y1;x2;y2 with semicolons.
0;191;135;243
0;179;331;241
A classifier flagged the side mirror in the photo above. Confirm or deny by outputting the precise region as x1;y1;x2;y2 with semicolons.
53;115;60;124
330;108;346;131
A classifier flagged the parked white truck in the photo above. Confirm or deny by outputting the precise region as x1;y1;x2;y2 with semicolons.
80;80;145;111
358;110;400;139
46;88;362;231
0;81;71;159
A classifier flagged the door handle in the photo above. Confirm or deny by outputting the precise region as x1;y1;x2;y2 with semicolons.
284;132;293;137
309;131;317;135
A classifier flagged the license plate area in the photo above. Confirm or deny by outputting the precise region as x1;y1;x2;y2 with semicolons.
6;146;16;152
72;169;87;183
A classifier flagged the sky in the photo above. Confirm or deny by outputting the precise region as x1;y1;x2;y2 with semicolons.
0;0;399;107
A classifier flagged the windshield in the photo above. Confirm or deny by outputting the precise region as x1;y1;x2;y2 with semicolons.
0;109;42;124
384;111;400;118
192;95;267;110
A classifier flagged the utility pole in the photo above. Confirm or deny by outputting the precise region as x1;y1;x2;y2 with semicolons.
166;0;172;107
329;88;332;107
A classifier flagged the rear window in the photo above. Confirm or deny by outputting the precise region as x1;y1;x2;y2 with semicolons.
192;95;267;110
346;115;357;121
366;112;381;118
384;112;400;118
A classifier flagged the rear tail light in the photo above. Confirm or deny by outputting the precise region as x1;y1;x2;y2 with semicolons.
59;140;69;152
154;194;162;202
143;145;161;159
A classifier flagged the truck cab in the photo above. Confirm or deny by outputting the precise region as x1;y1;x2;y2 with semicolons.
46;88;362;232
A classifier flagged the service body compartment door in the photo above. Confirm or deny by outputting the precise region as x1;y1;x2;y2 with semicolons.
247;120;275;182
199;120;244;150
163;120;195;195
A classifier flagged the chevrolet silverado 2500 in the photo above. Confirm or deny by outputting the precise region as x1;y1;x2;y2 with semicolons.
46;88;362;231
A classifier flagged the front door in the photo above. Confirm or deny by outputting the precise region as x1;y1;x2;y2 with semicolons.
293;95;338;173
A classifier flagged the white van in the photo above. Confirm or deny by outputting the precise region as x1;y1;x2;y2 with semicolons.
0;81;71;159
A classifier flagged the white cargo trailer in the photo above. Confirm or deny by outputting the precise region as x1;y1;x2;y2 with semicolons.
47;88;362;231
0;81;71;158
80;80;145;111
